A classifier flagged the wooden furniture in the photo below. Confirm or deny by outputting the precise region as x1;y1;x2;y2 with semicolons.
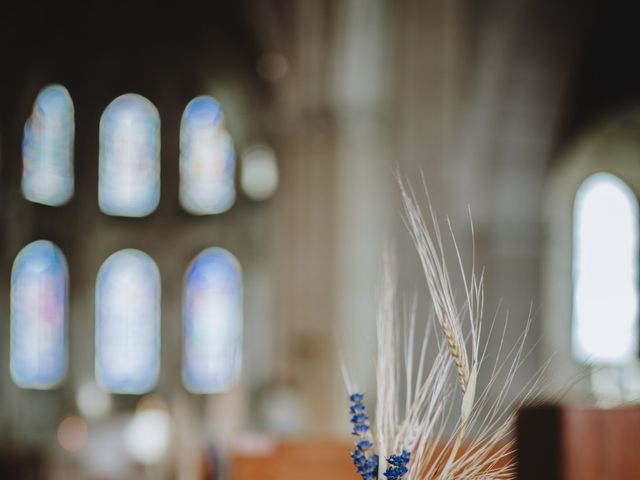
231;406;640;480
517;404;640;480
230;439;357;480
230;437;511;480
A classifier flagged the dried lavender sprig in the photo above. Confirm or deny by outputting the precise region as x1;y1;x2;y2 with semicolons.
349;393;379;480
383;450;410;480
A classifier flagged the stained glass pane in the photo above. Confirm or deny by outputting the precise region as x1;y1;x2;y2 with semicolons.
96;249;160;394
180;96;236;215
573;173;639;363
183;248;242;393
99;94;160;217
11;240;68;389
22;84;74;206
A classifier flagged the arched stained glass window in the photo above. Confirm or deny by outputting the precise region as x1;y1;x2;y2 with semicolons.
22;84;74;206
573;173;639;363
96;249;160;394
11;240;68;389
99;94;160;217
180;96;236;215
183;248;242;393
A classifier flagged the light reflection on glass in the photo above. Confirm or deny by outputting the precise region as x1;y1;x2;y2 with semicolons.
180;96;236;215
76;380;112;419
96;249;160;394
124;395;171;464
99;94;160;217
22;84;74;206
241;144;279;201
573;173;639;363
183;248;242;393
58;415;88;453
11;240;68;389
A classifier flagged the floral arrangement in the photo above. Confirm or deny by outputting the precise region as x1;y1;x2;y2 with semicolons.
344;182;542;480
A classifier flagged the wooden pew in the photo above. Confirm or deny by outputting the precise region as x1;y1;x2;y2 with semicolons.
230;436;512;480
230;405;640;480
230;438;357;480
517;404;640;480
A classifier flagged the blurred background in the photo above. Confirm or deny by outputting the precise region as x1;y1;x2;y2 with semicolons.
1;0;640;478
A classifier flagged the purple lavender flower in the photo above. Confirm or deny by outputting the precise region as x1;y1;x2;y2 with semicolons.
383;450;411;480
348;393;411;480
349;392;379;480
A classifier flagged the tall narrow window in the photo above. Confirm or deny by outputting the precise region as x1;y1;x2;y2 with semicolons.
180;96;236;215
11;240;68;388
573;173;639;363
99;94;160;217
96;249;160;394
22;84;74;206
183;248;242;393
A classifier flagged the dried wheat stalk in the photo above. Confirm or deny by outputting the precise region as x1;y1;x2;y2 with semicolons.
347;179;544;480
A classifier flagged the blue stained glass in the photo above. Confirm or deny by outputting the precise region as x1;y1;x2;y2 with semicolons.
22;84;75;206
11;240;68;389
99;94;160;217
183;248;243;393
180;96;236;215
96;249;160;394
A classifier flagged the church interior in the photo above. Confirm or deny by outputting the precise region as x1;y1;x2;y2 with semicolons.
1;0;639;479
